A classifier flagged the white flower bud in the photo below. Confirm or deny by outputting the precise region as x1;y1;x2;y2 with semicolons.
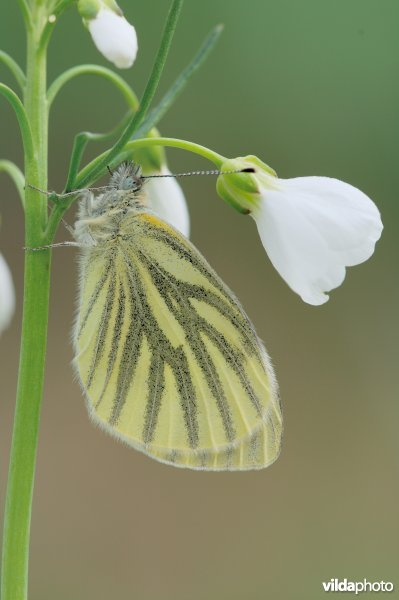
79;1;138;69
145;167;190;238
0;253;15;334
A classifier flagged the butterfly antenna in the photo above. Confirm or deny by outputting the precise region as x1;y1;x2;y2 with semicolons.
142;167;255;179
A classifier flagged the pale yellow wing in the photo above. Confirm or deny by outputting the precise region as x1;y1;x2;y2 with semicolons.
73;212;282;470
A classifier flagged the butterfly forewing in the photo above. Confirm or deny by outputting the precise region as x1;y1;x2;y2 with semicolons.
74;211;282;470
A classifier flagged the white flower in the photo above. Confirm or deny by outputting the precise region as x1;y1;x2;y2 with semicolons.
87;7;138;69
145;167;190;238
253;174;383;305
0;253;15;334
217;156;383;305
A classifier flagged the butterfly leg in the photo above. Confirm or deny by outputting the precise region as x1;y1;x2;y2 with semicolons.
24;241;86;251
26;184;78;202
61;217;75;237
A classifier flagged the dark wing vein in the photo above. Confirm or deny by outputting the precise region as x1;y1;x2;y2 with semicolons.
121;253;200;447
78;251;115;338
86;267;116;390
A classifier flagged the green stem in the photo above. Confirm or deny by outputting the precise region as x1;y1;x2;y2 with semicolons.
40;0;74;49
1;14;50;600
17;0;32;29
0;84;35;166
47;65;139;112
1;253;51;600
23;34;49;231
78;0;185;189
0;51;26;92
120;136;225;168
52;0;75;11
65;111;133;192
76;137;225;187
0;160;25;208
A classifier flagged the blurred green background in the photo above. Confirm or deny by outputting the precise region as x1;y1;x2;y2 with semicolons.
1;1;398;598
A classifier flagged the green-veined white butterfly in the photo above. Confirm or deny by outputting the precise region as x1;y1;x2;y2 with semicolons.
72;162;282;470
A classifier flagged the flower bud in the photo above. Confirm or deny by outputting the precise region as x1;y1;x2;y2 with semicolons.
78;0;138;69
0;252;15;335
130;130;190;237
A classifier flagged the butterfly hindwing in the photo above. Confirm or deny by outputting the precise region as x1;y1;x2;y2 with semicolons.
73;211;282;470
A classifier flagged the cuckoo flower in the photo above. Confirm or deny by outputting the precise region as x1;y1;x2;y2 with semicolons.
217;156;383;305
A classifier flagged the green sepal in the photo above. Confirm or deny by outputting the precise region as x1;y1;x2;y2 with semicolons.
216;177;253;214
78;0;123;20
216;155;277;214
220;158;260;193
243;155;277;178
77;0;100;20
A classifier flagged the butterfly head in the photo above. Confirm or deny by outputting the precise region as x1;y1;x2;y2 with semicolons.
109;161;144;193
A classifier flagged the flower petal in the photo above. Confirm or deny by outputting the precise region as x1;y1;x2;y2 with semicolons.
0;253;15;333
88;8;138;69
253;176;383;305
145;168;190;238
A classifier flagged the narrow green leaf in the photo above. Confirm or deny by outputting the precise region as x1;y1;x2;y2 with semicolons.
134;24;224;139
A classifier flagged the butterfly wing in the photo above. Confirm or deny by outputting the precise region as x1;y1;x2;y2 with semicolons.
73;211;282;470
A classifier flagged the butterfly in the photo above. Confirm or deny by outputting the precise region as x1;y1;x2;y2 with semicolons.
72;162;282;470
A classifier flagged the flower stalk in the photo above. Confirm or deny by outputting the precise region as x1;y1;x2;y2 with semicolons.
76;136;226;188
1;14;51;600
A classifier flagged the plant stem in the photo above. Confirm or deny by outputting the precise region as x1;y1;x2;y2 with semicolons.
1;253;51;600
0;84;34;166
0;51;26;92
65;111;133;192
1;13;51;600
47;65;139;112
76;136;226;188
23;26;48;230
16;0;31;29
